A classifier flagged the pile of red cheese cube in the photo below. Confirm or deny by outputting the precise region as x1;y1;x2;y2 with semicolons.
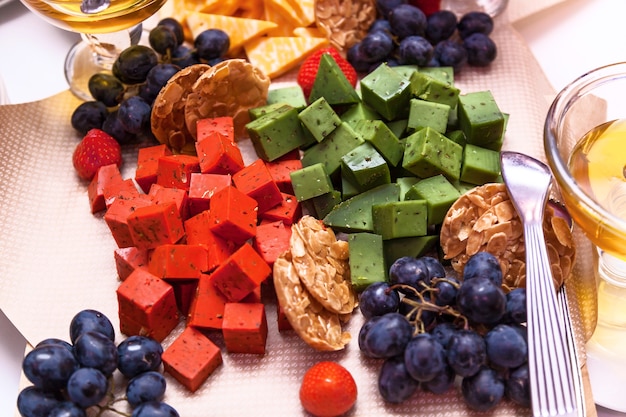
87;116;303;392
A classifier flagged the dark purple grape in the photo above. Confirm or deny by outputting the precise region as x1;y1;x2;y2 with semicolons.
359;30;394;64
389;256;430;293
506;363;531;407
463;32;497;67
22;344;79;392
359;282;400;319
456;277;506;324
375;0;407;18
87;73;124;107
48;402;87;417
73;331;118;376
126;371;167;407
422;363;455;394
389;4;427;39
117;96;151;134
113;45;159;85
504;287;526;324
369;18;392;34
66;367;108;408
397;35;433;66
149;25;178;55
117;335;163;379
362;312;413;358
433;40;467;72
484;324;528;369
457;11;494;39
378;355;419;403
69;309;115;343
421;256;445;279
170;45;201;68
71;101;108;135
139;63;180;104
425;10;457;44
194;29;230;61
430;321;458;347
17;386;61;417
445;329;486;377
433;277;459;306
403;333;447;382
399;293;437;328
461;367;505;411
102;110;137;145
157;18;185;46
131;401;180;417
35;338;73;354
346;43;371;73
358;316;382;357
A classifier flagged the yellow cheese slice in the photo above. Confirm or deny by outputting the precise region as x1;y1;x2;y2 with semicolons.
233;0;265;19
286;0;315;27
244;36;329;79
263;0;298;37
185;11;278;54
264;0;305;27
293;27;326;38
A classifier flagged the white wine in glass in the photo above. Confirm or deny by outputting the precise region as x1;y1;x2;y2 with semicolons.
19;0;168;99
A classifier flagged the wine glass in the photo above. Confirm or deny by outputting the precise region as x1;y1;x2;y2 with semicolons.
18;0;168;100
544;61;626;412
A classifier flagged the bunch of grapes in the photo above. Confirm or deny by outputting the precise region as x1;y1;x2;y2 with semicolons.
16;309;178;417
70;18;230;145
358;252;530;411
348;0;497;73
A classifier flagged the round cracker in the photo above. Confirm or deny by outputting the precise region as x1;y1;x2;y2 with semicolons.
184;59;270;140
151;63;211;154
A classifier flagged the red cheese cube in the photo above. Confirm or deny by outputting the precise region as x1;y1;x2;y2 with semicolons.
265;151;302;194
196;116;235;143
156;154;200;190
195;123;245;175
187;173;232;217
114;247;149;281
184;211;238;271
252;221;291;267
104;195;153;248
171;280;198;316
127;202;185;250
232;158;283;214
211;243;271;302
136;144;173;193
188;273;228;330
259;193;302;225
116;267;179;341
208;186;257;245
149;185;190;220
162;326;222;392
240;285;262;304
149;244;208;280
222;303;268;354
104;179;141;209
88;164;124;213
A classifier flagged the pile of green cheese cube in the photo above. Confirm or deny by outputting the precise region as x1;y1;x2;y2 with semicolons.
245;53;507;291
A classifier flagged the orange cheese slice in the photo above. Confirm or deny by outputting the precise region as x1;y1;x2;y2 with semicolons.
285;0;315;27
244;36;329;79
185;11;278;54
293;27;326;38
264;0;305;27
263;0;298;37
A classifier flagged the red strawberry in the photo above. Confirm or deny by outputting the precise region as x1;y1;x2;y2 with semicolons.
297;47;358;100
299;361;357;417
72;128;122;181
410;0;441;16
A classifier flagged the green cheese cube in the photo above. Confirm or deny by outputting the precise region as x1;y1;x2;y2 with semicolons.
290;162;334;202
301;122;364;176
372;199;428;239
352;119;404;167
266;85;307;110
323;183;400;232
392;64;419;80
341;102;381;125
341;142;391;192
312;189;342;219
386;119;408;139
409;71;460;109
248;102;289;121
458;90;505;150
446;129;467;147
341;175;360;200
383;235;439;266
246;105;309;161
404;174;461;225
452;180;478;195
309;53;361;106
348;232;387;291
407;98;451;134
419;67;454;84
402;127;463;180
460;143;501;185
396;177;420;200
298;97;342;143
360;63;412;121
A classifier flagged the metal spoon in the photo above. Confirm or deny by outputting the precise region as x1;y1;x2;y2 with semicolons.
500;151;581;417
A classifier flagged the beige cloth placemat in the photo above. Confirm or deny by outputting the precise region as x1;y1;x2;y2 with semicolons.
1;1;597;416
